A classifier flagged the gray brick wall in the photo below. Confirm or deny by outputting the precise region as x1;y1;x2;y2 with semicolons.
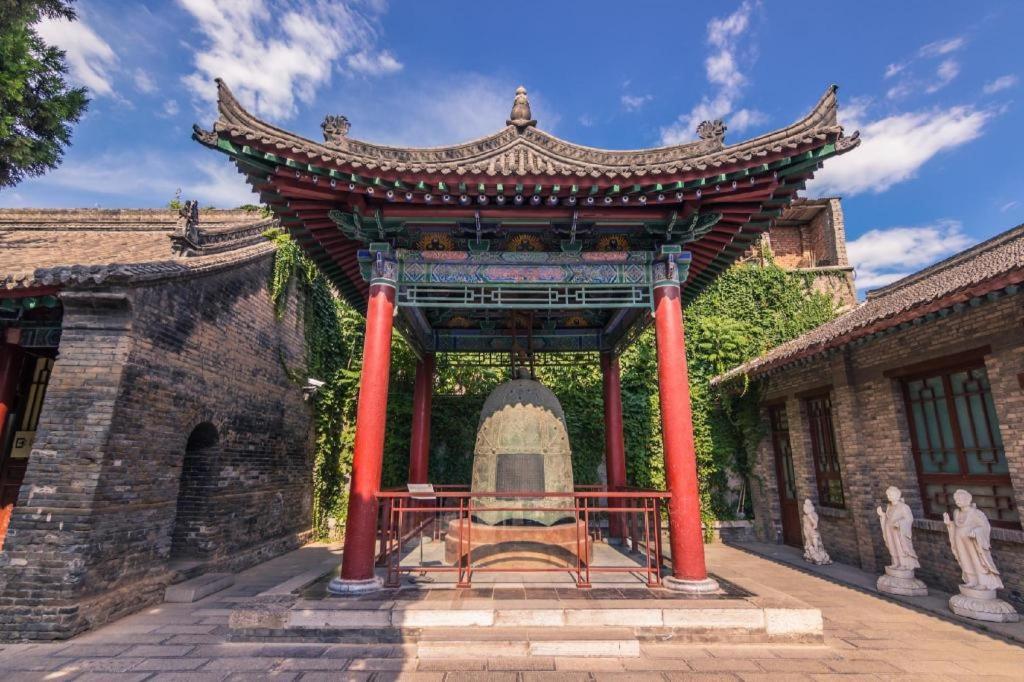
0;255;314;640
750;293;1024;605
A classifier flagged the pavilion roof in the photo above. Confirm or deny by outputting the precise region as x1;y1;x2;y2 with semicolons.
198;80;852;181
193;82;859;354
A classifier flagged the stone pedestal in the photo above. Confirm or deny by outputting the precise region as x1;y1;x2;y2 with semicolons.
948;585;1020;623
663;575;721;594
876;566;927;597
327;576;382;595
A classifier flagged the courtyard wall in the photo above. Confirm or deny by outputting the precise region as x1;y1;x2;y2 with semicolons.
0;254;313;640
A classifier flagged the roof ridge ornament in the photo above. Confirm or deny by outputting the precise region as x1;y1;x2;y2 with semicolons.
696;119;726;144
507;86;537;130
171;200;200;256
322;115;351;144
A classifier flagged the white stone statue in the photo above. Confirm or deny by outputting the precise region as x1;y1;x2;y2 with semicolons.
943;489;1019;623
875;486;927;596
801;499;831;565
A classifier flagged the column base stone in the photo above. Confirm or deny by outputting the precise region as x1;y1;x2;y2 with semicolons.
949;585;1020;623
327;576;383;595
663;575;720;594
876;566;928;597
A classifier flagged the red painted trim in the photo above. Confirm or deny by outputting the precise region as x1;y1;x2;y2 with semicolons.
0;287;60;299
340;283;396;581
653;284;709;582
408;354;434;485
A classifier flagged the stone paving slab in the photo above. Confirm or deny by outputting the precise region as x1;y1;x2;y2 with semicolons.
0;541;1021;679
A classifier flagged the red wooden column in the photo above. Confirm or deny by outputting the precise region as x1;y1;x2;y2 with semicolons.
653;271;719;593
600;352;627;540
331;282;396;593
407;354;434;485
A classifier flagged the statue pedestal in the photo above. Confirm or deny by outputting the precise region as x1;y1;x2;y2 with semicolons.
949;585;1020;623
876;566;927;597
802;550;831;566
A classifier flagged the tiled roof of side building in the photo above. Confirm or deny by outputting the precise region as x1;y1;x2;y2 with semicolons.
711;222;1024;385
0;208;278;291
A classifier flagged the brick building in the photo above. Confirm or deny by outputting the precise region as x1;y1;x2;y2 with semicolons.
715;224;1024;606
0;207;313;640
743;197;857;310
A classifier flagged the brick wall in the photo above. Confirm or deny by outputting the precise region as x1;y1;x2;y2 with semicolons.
0;254;313;640
750;293;1024;605
768;226;805;268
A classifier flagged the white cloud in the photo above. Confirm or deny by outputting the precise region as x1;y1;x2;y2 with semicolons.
160;99;181;118
26;150;254;208
884;62;905;79
346;76;559;147
886;82;913;100
925;59;959;93
35;15;119;96
808;104;990;196
848;220;973;291
1000;200;1019;213
660;1;764;144
347;50;403;76
178;0;388;121
578;114;596;127
918;36;965;58
621;94;653;112
729;108;768;131
885;35;966;98
983;74;1018;94
188;160;257;207
133;68;156;94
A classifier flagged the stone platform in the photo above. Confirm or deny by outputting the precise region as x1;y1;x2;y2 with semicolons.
228;541;824;652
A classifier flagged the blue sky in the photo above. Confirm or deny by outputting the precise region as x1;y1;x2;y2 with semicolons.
3;0;1023;292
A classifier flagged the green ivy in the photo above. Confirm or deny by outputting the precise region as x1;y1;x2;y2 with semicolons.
683;258;837;530
266;229;364;538
268;230;836;540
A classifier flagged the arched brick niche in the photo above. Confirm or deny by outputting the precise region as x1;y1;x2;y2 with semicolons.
170;422;221;559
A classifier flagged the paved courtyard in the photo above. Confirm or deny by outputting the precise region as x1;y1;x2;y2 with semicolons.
0;543;1020;680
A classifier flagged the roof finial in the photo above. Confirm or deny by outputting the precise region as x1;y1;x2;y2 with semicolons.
507;85;537;130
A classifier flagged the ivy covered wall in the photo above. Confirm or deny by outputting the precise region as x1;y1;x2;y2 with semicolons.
267;233;837;539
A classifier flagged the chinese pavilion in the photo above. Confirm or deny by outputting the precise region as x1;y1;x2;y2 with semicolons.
194;80;859;593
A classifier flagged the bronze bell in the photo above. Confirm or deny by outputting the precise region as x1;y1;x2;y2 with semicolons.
470;368;574;526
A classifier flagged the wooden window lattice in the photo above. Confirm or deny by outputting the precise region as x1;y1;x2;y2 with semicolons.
805;394;845;509
902;363;1016;527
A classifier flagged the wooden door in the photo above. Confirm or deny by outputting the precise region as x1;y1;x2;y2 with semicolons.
768;404;801;547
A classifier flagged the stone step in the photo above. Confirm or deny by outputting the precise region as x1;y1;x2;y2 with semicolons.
165;572;235;603
280;603;820;637
416;627;640;658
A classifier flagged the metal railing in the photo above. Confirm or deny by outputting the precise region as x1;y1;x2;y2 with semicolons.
374;487;670;588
